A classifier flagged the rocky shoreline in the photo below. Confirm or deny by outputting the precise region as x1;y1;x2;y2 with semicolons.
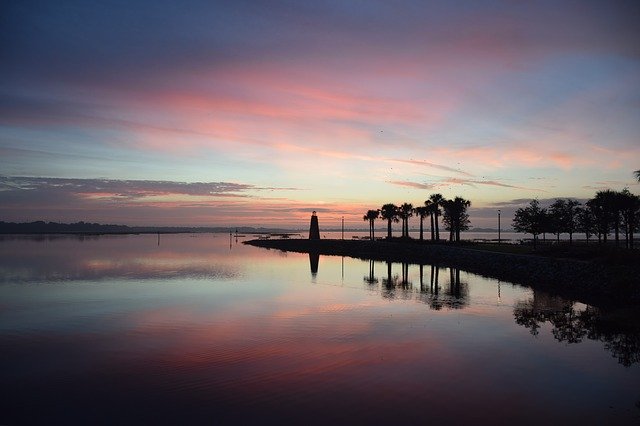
244;238;640;307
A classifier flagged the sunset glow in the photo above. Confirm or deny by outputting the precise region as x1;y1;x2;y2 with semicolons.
1;1;639;228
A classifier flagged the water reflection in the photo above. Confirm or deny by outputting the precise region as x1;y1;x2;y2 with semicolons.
2;235;640;423
309;252;319;276
316;252;640;367
514;290;640;366
363;260;378;285
0;234;254;282
362;261;468;309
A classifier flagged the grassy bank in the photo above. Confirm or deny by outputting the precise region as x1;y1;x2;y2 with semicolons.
244;238;640;307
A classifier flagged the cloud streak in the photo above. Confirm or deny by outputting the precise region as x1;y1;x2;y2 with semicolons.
390;177;541;192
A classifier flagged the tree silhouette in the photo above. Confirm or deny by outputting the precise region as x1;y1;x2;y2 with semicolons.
619;188;640;249
363;209;380;241
423;199;436;240
576;205;596;244
398;203;413;238
549;199;566;243
429;193;445;241
586;197;610;243
441;197;471;242
513;199;546;249
380;203;399;239
549;198;581;244
592;190;622;245
414;206;429;241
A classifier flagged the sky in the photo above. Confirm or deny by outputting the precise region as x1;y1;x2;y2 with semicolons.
1;0;639;229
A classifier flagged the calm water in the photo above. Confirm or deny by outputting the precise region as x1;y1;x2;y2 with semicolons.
1;234;639;424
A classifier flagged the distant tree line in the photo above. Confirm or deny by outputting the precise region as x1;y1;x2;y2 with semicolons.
513;188;640;249
363;193;471;242
0;221;132;234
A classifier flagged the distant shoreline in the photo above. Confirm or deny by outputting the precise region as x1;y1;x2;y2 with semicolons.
244;238;640;307
0;221;302;235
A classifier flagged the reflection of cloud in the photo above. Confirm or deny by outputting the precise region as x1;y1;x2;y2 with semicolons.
0;234;248;283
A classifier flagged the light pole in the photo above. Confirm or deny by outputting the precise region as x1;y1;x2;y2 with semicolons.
498;209;501;244
341;216;344;240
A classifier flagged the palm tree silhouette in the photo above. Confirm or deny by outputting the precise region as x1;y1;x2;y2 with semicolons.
363;209;380;241
593;189;623;245
414;206;429;241
442;196;471;242
398;203;413;238
380;203;399;239
423;199;435;240
429;193;445;241
619;188;640;249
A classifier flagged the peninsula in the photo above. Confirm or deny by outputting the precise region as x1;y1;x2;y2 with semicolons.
244;238;640;307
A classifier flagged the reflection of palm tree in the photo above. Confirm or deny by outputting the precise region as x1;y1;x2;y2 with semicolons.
426;264;442;310
382;261;398;299
445;267;468;309
430;264;440;293
384;261;393;285
380;204;399;239
429;194;444;241
400;263;411;287
364;259;378;285
363;209;380;241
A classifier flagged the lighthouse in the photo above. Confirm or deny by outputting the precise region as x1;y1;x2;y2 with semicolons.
309;211;320;240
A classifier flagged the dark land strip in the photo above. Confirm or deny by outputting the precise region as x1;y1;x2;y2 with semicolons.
244;239;640;307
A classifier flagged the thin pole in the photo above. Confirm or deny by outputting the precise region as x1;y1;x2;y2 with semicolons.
341;216;344;240
498;210;501;244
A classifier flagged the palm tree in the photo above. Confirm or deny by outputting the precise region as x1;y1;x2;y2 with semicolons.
592;190;623;245
424;200;435;240
398;203;413;238
429;193;445;241
380;203;399;239
363;209;379;241
441;197;471;242
586;197;609;243
414;206;429;241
